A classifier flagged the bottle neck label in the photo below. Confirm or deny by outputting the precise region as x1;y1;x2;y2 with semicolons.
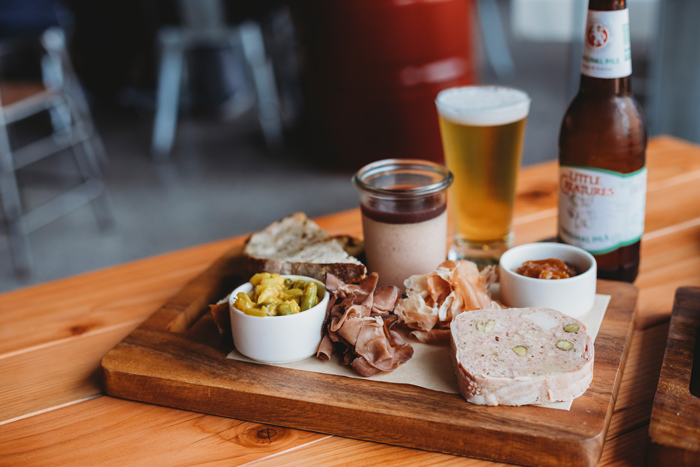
558;165;646;254
581;9;632;79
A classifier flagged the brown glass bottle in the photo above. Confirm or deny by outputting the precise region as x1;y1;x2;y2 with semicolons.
558;0;647;282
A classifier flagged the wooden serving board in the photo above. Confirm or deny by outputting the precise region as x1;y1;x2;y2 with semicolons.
646;287;700;465
101;245;638;467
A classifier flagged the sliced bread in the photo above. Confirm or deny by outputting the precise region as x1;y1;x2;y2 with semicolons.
244;212;366;283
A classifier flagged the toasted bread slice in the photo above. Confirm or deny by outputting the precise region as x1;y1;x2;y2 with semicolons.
244;212;366;283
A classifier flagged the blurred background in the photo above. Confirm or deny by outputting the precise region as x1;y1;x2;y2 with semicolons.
0;0;697;292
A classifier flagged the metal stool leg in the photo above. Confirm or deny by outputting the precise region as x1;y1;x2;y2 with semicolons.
66;79;111;172
152;29;185;162
239;21;284;151
44;27;111;170
45;94;114;232
0;120;32;273
60;96;114;230
76;142;113;230
48;100;72;137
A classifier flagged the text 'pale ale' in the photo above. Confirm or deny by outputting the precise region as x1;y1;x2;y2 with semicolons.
558;0;646;282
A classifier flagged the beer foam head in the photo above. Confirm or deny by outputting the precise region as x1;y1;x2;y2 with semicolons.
436;86;531;126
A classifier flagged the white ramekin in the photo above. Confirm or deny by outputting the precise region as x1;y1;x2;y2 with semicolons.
229;274;330;364
499;243;597;318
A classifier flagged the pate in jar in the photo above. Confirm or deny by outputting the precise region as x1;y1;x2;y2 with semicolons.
352;160;453;288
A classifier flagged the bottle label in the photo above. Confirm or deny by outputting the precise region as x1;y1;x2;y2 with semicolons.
558;165;646;254
581;9;632;79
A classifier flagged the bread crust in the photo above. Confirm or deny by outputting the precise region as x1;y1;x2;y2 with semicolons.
246;255;366;283
243;213;367;283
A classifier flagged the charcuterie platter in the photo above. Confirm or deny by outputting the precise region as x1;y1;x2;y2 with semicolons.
102;229;638;467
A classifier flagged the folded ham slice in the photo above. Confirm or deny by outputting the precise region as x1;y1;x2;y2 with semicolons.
395;260;499;343
316;273;413;376
450;307;594;406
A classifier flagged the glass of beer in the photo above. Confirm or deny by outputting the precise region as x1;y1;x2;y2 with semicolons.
435;86;530;266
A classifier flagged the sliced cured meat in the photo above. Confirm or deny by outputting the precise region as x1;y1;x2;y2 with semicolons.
452;261;494;311
450;307;594;406
316;273;413;376
372;286;401;315
396;260;498;342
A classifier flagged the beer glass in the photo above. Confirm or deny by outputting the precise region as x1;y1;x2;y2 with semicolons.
435;86;530;266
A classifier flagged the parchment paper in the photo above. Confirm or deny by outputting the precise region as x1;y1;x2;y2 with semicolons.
227;293;611;411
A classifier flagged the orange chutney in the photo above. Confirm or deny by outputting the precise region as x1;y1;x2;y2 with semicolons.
514;258;578;280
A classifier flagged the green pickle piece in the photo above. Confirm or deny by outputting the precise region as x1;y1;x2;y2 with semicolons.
242;274;321;317
556;340;574;351
277;303;294;315
285;288;303;298
261;302;278;316
301;282;318;311
244;306;267;317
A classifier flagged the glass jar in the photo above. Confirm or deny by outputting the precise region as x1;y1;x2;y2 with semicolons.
352;159;453;288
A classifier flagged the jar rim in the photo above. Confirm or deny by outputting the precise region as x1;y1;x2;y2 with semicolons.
352;159;453;199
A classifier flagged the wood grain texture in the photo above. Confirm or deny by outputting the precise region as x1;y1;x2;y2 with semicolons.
643;176;700;233
606;323;669;439
0;320;138;423
1;135;698;466
599;425;649;467
101;246;638;467
3;323;668;467
0;236;246;354
637;223;700;329
0;238;247;423
0;396;329;467
141;244;247;333
644;137;700;184
646;287;700;465
245;324;670;467
247;435;509;467
256;424;654;467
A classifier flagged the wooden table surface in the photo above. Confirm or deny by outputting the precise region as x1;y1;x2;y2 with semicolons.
1;136;699;466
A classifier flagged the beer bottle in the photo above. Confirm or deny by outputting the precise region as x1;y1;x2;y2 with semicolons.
558;0;646;282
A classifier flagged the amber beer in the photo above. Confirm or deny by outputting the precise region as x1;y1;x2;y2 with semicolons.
436;86;530;265
558;0;646;282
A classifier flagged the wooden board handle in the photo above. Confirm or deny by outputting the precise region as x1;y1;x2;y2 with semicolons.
141;245;247;333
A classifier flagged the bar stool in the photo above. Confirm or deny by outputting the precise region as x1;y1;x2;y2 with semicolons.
0;27;113;275
151;0;284;162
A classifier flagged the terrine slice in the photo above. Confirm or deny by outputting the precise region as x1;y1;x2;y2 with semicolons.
450;307;594;406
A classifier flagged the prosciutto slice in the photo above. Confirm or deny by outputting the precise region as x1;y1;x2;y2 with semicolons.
396;260;499;343
316;273;413;376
